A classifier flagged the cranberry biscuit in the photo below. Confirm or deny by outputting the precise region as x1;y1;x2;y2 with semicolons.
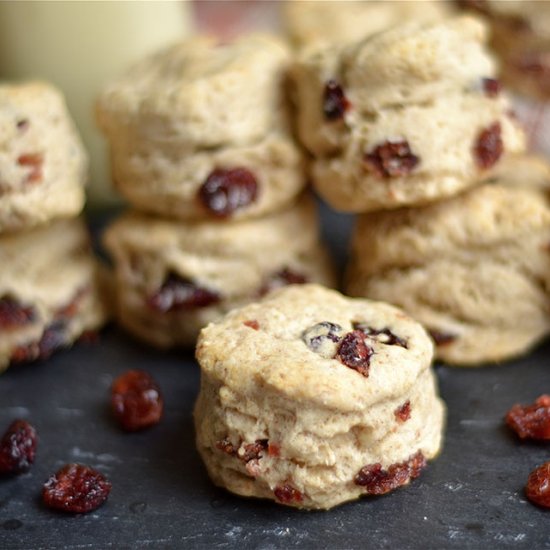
0;218;107;372
0;82;87;233
194;284;445;509
347;155;550;366
103;195;335;349
291;16;525;212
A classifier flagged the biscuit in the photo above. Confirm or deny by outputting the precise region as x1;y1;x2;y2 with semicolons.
107;130;305;221
97;34;291;150
347;155;550;366
103;195;336;349
284;0;450;50
0;82;87;233
194;284;445;509
0;218;107;372
291;16;525;212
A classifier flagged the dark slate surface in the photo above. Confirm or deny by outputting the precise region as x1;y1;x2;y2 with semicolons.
1;204;550;549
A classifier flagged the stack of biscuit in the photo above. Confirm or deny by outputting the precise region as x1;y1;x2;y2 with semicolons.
0;82;107;373
289;15;550;367
97;35;335;349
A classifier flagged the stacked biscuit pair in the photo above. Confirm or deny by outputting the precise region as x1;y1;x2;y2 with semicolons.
0;82;106;372
97;35;335;348
292;14;550;366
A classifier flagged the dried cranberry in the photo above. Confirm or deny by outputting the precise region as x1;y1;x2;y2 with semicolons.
42;464;111;513
506;395;550;440
395;401;411;422
260;267;308;296
17;152;43;183
198;167;258;217
428;329;457;347
353;323;407;348
10;321;67;364
268;443;281;457
364;140;419;178
302;322;344;356
526;462;550;508
216;438;237;456
0;297;36;329
474;122;503;169
482;78;501;98
323;80;351;121
336;330;373;377
243;320;260;330
147;273;220;313
111;370;163;431
354;451;426;494
0;420;37;474
238;440;268;463
274;484;303;504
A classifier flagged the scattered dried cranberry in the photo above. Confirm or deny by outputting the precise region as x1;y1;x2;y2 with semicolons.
482;78;501;98
260;267;308;296
302;322;344;356
0;297;36;329
323;79;351;121
198;167;258;218
364;139;419;178
111;370;163;431
474;122;503;170
243;320;260;330
354;451;426;495
216;438;238;456
147;273;220;313
353;323;407;348
506;395;550;440
274;484;303;504
335;330;373;377
525;462;550;508
238;440;268;463
428;329;457;347
10;321;67;364
42;464;111;513
17;152;43;183
0;420;37;474
395;401;411;423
